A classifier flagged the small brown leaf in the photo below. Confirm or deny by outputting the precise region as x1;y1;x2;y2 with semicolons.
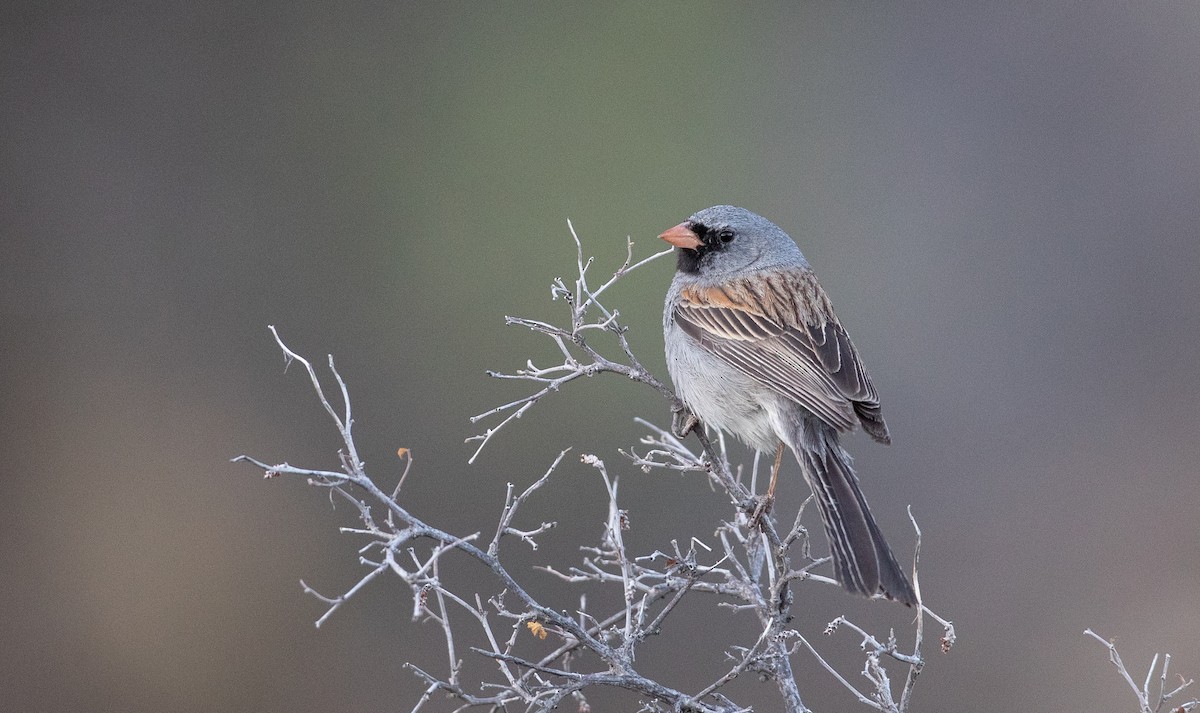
527;621;547;640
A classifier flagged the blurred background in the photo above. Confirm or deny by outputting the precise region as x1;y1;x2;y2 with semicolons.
4;2;1199;711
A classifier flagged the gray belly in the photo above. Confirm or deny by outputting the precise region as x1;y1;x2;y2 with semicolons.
665;321;783;453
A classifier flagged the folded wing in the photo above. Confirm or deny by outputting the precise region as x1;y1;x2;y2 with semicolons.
674;273;889;443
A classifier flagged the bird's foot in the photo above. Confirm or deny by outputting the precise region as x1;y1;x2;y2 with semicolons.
670;404;699;439
749;493;774;529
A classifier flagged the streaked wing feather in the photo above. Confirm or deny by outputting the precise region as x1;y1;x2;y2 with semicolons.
674;314;854;431
701;336;857;430
674;281;882;434
786;324;878;403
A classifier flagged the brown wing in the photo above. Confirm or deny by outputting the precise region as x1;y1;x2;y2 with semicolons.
675;272;890;442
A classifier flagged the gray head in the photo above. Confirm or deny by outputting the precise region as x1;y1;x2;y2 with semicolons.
659;205;807;280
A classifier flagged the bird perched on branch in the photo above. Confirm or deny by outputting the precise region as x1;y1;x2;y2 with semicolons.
660;205;917;606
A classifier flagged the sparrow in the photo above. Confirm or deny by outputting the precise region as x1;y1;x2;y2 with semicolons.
660;205;917;606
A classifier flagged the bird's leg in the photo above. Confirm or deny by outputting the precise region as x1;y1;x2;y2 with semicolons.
751;441;786;526
671;403;699;439
767;439;784;501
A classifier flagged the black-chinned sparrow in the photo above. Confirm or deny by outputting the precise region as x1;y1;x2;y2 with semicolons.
661;205;917;606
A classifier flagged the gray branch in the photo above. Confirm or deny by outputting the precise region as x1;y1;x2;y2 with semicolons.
1084;629;1199;713
237;224;954;712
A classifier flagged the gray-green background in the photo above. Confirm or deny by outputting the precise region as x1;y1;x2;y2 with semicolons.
4;2;1199;711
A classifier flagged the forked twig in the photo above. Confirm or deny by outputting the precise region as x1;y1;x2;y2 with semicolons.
1085;629;1199;713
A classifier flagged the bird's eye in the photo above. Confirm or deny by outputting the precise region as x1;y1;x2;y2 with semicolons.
718;228;735;243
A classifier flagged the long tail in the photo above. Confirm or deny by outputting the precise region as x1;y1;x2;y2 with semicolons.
791;427;917;606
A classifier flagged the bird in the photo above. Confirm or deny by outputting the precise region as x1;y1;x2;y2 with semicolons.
660;205;917;606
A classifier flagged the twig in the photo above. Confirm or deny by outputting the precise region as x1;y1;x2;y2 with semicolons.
238;224;948;713
1084;629;1199;713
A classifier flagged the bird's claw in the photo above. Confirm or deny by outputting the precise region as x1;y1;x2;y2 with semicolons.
671;404;699;439
749;494;774;529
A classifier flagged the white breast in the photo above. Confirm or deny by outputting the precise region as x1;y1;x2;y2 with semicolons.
664;314;783;454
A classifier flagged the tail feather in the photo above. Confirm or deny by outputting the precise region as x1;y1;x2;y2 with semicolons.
793;429;917;606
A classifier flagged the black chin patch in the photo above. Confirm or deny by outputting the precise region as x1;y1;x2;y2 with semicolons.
676;248;703;273
674;221;719;274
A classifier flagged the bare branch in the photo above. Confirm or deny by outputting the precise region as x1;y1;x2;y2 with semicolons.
489;449;568;556
238;224;950;713
1085;629;1199;713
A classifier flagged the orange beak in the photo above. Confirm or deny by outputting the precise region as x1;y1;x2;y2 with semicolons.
658;222;703;250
